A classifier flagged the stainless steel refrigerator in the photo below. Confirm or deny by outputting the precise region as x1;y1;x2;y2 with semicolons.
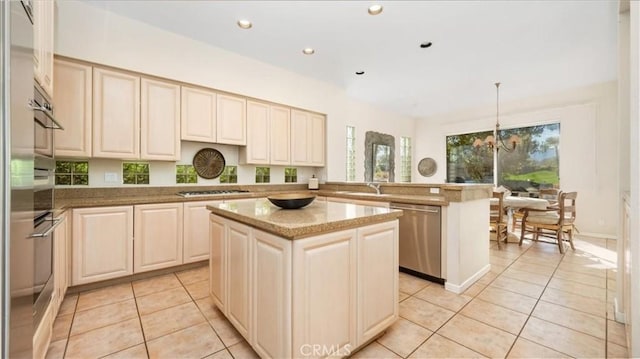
1;1;35;357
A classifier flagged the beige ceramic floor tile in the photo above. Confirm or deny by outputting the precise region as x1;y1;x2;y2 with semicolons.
501;267;551;286
509;261;557;276
490;275;545;299
399;297;455;332
147;322;224;358
553;268;606;288
516;254;560;268
399;272;431;295
531;300;606;339
195;297;225;323
184;279;210;300
607;319;628;347
176;265;209;285
227;340;260;359
57;295;78;316
140;302;206;340
351;341;401;358
462;282;486;297
44;339;66;359
475;270;500;285
76;283;134;312
507;337;570;358
398;292;410;302
607;341;629;358
203;349;234;359
409;333;486;358
460;299;528;335
438;314;516;358
102;344;148;359
65;318;144;359
132;274;182;297
376;317;432;358
490;255;514;267
547;277;606;301
209;316;244;347
558;261;609;278
520;316;605;358
540;287;606;318
413;285;472;312
51;314;72;341
136;286;192;315
477;286;538;315
71;298;138;336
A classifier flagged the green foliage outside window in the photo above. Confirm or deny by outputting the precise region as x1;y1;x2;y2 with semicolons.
55;161;89;185
123;162;150;185
176;165;197;184
255;167;270;183
284;168;297;183
219;166;238;184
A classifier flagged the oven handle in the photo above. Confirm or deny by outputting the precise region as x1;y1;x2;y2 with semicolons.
28;99;64;130
30;218;62;238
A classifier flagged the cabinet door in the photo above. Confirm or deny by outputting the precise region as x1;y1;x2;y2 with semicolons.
181;86;216;142
183;201;222;263
310;113;326;166
227;220;252;341
33;0;54;96
290;109;310;165
356;221;398;346
72;206;134;285
252;229;292;359
93;67;140;159
53;212;69;318
243;100;270;164
217;94;246;145
54;59;93;157
140;78;181;160
292;229;356;356
209;214;226;311
270;105;291;165
134;203;183;273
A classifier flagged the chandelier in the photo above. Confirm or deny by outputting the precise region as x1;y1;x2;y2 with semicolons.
473;82;520;152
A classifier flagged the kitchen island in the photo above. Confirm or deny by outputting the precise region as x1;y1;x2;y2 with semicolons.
207;198;402;358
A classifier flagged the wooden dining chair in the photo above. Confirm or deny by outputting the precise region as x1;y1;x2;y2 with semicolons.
519;191;577;253
539;188;561;207
490;191;508;249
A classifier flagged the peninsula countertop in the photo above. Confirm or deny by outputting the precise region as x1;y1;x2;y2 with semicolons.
207;197;403;240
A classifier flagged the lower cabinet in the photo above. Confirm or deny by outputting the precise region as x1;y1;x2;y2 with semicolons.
53;211;70;315
134;203;183;273
183;201;222;263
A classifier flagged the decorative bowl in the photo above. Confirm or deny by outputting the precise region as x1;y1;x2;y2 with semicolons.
267;193;316;209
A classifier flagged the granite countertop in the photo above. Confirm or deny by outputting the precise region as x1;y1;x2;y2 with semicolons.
315;190;448;206
207;198;403;240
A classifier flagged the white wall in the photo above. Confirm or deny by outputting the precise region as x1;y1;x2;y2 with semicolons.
414;81;619;237
54;1;416;186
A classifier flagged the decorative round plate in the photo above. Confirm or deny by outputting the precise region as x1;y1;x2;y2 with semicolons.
193;148;225;179
418;157;437;177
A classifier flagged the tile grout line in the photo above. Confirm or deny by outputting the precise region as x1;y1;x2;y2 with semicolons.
129;281;151;359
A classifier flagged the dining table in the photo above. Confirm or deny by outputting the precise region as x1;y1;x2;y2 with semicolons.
490;196;551;242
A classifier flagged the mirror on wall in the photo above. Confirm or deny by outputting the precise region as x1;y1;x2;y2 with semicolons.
364;131;395;182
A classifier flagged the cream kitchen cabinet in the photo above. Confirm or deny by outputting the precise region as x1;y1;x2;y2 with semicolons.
72;206;134;285
92;67;141;159
270;105;291;165
134;203;183;273
53;211;70;317
33;0;55;97
240;102;291;165
183;200;222;263
181;85;217;142
53;58;93;157
140;78;181;160
291;109;325;166
217;93;246;145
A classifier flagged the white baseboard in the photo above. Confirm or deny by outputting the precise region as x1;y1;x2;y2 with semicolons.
445;264;491;294
578;232;617;240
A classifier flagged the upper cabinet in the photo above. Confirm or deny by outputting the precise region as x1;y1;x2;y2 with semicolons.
33;0;55;97
54;59;93;157
217;94;246;145
270;105;291;165
140;77;181;160
241;102;291;165
291;109;325;167
181;86;217;143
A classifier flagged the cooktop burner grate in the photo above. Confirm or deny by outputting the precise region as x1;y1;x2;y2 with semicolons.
177;190;249;197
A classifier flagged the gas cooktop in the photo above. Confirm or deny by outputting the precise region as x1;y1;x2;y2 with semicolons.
177;190;249;198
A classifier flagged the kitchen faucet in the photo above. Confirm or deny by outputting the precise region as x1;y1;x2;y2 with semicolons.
367;182;381;195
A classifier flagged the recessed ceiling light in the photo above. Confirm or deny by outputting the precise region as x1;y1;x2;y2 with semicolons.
420;42;433;49
302;48;315;55
368;4;383;15
355;71;365;75
237;19;252;29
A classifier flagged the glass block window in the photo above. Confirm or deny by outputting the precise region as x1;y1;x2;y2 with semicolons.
284;167;297;183
399;137;412;182
122;162;150;185
55;161;89;185
255;167;270;183
176;164;197;184
219;166;238;184
346;125;356;181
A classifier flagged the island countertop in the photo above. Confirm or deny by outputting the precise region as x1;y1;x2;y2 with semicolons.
207;197;402;240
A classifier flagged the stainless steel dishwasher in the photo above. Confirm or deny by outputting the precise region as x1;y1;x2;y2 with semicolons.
390;203;443;284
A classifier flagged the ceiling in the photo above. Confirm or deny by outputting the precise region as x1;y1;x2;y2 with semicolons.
83;1;619;119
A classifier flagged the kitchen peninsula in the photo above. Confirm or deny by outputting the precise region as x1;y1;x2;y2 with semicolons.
207;198;402;358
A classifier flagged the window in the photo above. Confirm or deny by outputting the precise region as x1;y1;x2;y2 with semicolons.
55;161;89;185
346;125;356;181
176;164;197;184
255;167;270;183
219;166;238;184
446;123;560;195
399;136;412;182
284;167;297;183
122;162;150;185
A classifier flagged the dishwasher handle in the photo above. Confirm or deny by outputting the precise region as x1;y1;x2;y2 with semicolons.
390;204;440;213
